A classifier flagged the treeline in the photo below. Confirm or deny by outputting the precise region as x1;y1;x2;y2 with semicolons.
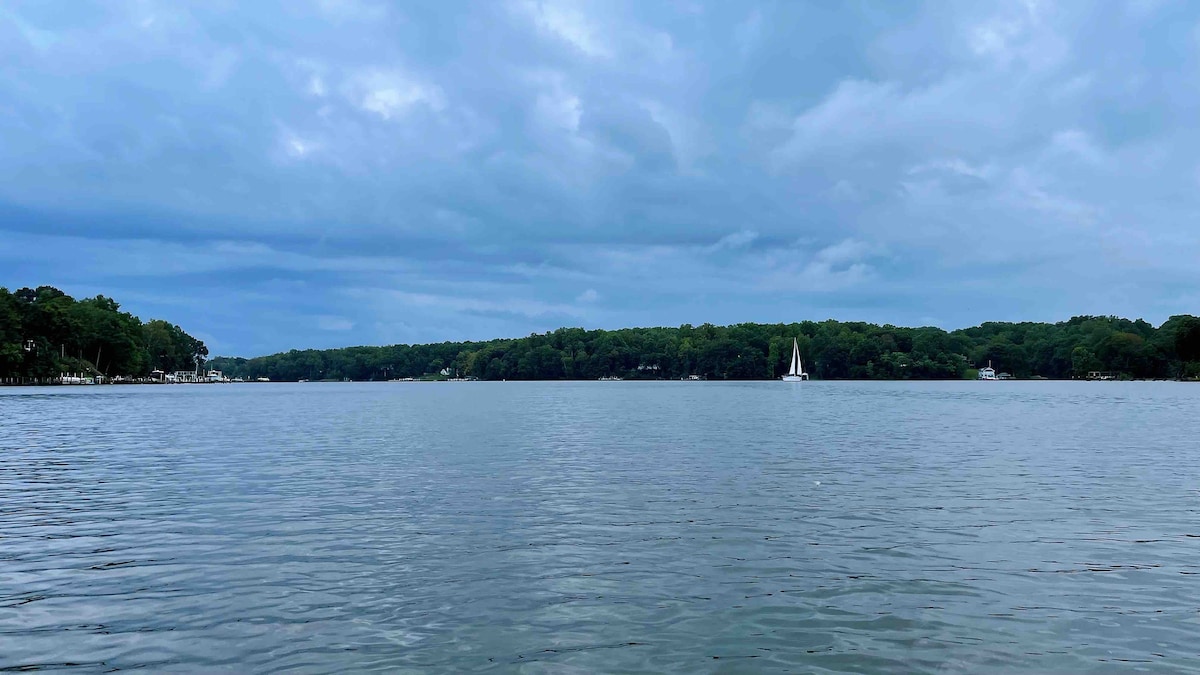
0;286;208;380
210;315;1200;382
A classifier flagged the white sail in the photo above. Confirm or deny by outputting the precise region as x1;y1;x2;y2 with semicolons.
783;337;808;381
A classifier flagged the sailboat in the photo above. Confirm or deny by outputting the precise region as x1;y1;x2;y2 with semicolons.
781;338;809;382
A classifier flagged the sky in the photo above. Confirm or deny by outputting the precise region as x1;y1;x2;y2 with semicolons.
2;0;1199;356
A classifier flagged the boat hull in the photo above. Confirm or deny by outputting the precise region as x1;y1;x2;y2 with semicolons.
781;375;807;382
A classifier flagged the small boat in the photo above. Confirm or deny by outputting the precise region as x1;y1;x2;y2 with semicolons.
978;361;997;380
781;338;809;381
598;376;623;381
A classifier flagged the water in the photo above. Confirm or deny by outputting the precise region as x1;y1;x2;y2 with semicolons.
2;381;1199;673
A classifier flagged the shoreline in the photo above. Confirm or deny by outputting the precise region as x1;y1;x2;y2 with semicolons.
5;377;1197;387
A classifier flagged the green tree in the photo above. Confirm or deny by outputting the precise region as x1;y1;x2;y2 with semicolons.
200;314;1200;384
0;286;206;381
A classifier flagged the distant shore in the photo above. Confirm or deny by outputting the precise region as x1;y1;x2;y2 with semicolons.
6;287;1200;385
207;315;1200;383
6;376;1197;387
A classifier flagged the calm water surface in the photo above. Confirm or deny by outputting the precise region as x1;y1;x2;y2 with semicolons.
2;381;1199;673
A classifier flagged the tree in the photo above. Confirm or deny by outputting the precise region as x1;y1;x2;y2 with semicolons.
1173;317;1200;361
201;314;1200;384
0;286;206;380
1168;315;1200;379
0;289;23;375
1071;346;1099;378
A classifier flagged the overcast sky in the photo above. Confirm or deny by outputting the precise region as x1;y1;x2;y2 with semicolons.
2;1;1198;356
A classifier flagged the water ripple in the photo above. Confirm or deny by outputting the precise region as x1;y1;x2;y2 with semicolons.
2;381;1199;672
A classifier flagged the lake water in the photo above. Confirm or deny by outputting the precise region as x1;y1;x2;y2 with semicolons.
2;381;1199;673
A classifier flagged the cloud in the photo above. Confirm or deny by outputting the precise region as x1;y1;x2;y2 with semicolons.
358;289;588;321
308;75;327;97
514;0;611;58
752;239;883;293
281;132;320;159
346;68;445;120
1008;168;1098;224
2;1;1199;354
765;75;1020;170
707;230;758;252
814;239;877;267
908;158;994;181
1047;129;1108;167
968;2;1067;70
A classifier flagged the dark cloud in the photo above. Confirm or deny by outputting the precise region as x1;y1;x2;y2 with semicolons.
2;0;1198;355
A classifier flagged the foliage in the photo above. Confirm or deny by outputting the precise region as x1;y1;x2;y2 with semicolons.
208;315;1200;382
0;286;207;379
6;285;1191;383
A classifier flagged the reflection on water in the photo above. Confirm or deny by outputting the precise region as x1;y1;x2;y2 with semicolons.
2;381;1199;672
